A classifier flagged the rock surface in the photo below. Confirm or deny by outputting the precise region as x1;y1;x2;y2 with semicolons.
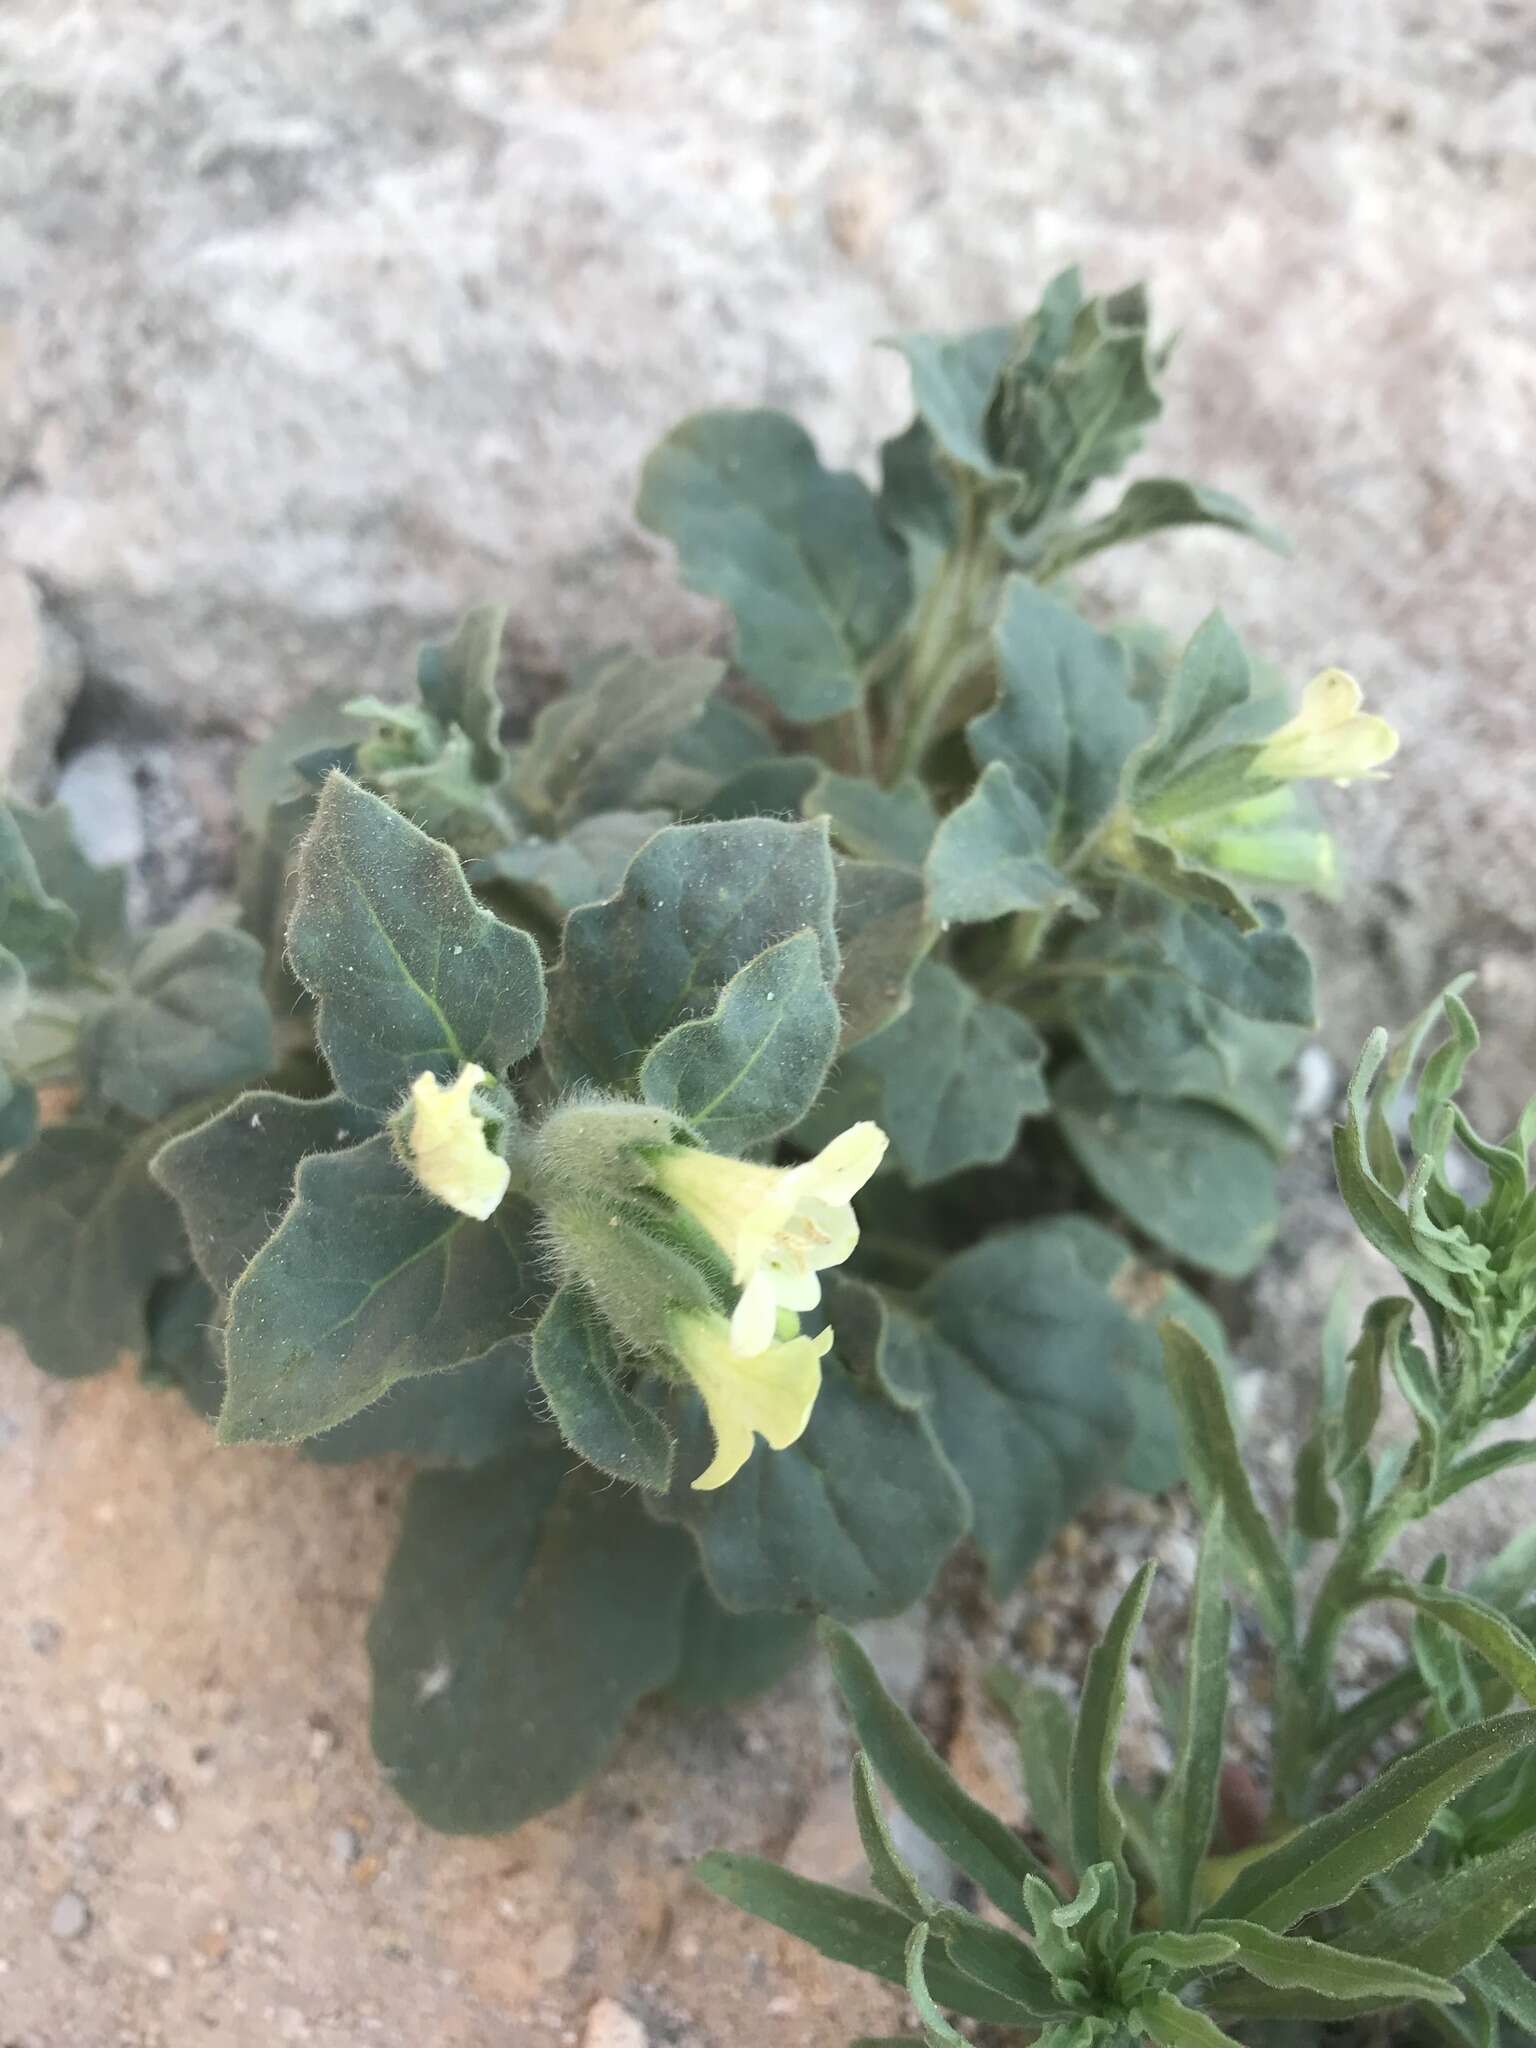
2;3;1534;2044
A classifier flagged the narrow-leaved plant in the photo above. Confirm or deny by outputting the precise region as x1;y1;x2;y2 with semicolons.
701;995;1536;2044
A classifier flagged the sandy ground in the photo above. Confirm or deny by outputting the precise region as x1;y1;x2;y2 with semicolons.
3;2;1535;2042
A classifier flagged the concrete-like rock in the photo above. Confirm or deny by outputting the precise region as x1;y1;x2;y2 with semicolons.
0;564;83;797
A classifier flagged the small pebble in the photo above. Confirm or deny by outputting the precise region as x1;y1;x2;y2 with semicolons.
330;1825;362;1869
27;1618;62;1656
50;1890;91;1941
582;1998;649;2048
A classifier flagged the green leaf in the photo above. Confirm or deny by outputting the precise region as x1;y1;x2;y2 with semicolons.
142;1268;225;1421
221;1134;544;1444
926;761;1090;926
693;1854;1034;2025
1139;1991;1244;2048
79;922;273;1121
806;772;938;867
1209;1711;1536;1931
825;1621;1052;1921
886;325;1016;476
636;409;911;721
1158;1504;1232;1929
302;1337;543;1468
1160;1322;1295;1643
648;1280;968;1622
547;817;838;1092
289;774;546;1113
1340;1832;1536;1980
663;1579;812;1708
0;1074;39;1158
990;1674;1075;1869
1034;1215;1228;1497
0;800;78;982
818;959;1046;1187
1037;480;1286;581
1201;1918;1459;2004
1064;883;1315;1040
1367;1576;1536;1708
831;857;933;1050
0;1123;182;1377
971;581;1148;862
531;1284;674;1492
638;695;775;814
516;650;724;829
638;929;839;1151
927;1907;1067;2019
692;753;822;824
1056;1063;1279;1278
471;809;669;917
1130;613;1271;807
1069;1559;1156;1885
1465;1945;1536;2033
152;1089;379;1299
368;1444;696;1831
414;605;510;783
906;1922;968;2048
12;800;128;965
919;1223;1134;1592
853;1751;935;1918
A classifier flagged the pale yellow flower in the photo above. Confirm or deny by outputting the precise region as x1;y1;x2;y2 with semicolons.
670;1310;833;1490
652;1122;889;1357
1251;669;1398;786
404;1064;510;1220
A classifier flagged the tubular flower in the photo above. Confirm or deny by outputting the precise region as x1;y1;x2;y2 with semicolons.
1250;668;1398;785
403;1064;509;1220
651;1122;888;1357
670;1310;833;1490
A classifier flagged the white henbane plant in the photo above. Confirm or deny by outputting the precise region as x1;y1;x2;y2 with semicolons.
0;270;1394;1832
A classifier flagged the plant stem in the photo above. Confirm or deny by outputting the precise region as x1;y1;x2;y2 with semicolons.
883;497;993;785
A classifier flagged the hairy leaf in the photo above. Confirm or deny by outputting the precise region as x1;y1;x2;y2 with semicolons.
472;810;669;917
831;857;933;1050
639;930;839;1151
303;1337;544;1468
637;409;910;720
1069;1559;1156;1883
919;1223;1133;1591
1369;1575;1536;1708
80;923;273;1122
1056;1063;1279;1278
694;1854;1035;2025
0;1123;182;1377
853;1751;935;1919
648;1279;968;1622
414;605;510;783
814;959;1046;1187
1036;478;1286;580
368;1444;695;1831
517;649;723;829
664;1580;813;1709
0;801;78;983
1210;1712;1536;1931
12;800;128;965
807;772;938;867
971;581;1148;862
531;1284;674;1492
153;1089;378;1299
1159;1504;1232;1928
826;1621;1052;1920
1161;1322;1295;1643
289;775;545;1112
926;761;1089;925
546;817;838;1092
221;1135;544;1444
1202;1918;1458;2006
887;325;1016;476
